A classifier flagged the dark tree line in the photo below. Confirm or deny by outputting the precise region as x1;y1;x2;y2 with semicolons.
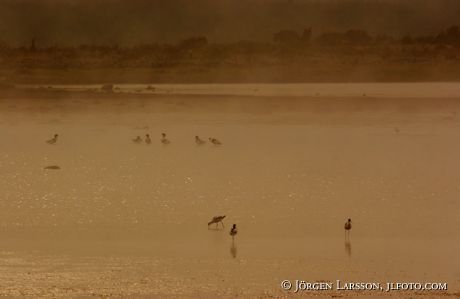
0;26;459;70
273;26;460;47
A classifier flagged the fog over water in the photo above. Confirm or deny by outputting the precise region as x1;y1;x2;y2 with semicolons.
0;83;459;297
1;0;460;46
1;0;460;296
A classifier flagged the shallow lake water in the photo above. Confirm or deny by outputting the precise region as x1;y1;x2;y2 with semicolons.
0;83;459;298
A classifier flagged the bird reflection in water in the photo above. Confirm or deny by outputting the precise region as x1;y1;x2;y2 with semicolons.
345;240;352;258
230;240;237;258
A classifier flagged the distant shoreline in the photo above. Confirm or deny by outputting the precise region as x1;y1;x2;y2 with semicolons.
2;65;460;85
2;82;460;100
2;85;460;122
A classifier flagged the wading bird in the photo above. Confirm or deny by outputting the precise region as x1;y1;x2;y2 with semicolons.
145;134;151;144
195;135;206;145
344;218;352;239
230;224;238;239
46;134;59;145
208;215;226;229
161;133;170;145
132;136;142;143
209;137;222;145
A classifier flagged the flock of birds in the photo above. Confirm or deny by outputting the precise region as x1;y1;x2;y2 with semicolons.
45;133;352;245
47;128;401;147
131;133;222;146
46;133;222;146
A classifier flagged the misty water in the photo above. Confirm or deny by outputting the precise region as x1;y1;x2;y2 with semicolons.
0;83;459;297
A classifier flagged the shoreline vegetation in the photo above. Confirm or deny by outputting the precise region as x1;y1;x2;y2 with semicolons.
1;26;460;84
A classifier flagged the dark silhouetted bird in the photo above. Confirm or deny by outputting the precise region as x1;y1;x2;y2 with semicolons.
46;134;58;144
208;215;226;229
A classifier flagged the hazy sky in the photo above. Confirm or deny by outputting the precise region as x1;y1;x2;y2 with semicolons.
1;0;459;46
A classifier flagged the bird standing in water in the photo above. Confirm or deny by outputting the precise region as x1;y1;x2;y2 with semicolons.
132;136;142;143
161;133;170;145
195;135;206;145
344;218;352;239
208;215;226;229
209;137;222;145
46;134;59;144
230;224;238;239
145;134;151;144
